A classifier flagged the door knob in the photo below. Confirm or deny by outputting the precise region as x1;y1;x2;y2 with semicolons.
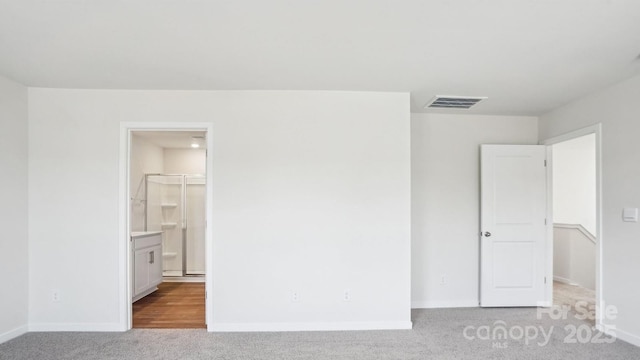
484;232;492;237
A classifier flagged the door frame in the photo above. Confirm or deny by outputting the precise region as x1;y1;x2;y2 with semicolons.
540;123;602;327
118;122;214;330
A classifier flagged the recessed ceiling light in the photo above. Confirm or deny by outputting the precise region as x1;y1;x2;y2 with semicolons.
191;135;204;148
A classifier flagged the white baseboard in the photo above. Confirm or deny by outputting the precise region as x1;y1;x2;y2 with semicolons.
28;323;123;332
598;323;640;347
411;300;479;309
210;321;412;332
553;276;578;286
0;325;28;344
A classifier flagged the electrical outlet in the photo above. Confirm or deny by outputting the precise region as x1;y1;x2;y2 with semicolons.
291;291;300;302
440;275;447;285
52;290;61;302
343;290;351;302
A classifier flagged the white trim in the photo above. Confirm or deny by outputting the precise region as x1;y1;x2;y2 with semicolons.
553;223;596;243
599;324;640;348
542;124;600;145
119;122;214;332
553;276;579;286
118;124;129;331
28;323;123;332
205;127;214;329
544;145;554;310
0;325;27;344
210;321;413;332
541;123;603;330
411;300;479;309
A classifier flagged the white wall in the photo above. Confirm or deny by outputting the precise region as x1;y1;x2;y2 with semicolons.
553;227;595;289
130;135;164;232
164;148;206;175
0;75;29;342
411;113;538;308
553;134;596;234
27;89;411;331
539;73;640;345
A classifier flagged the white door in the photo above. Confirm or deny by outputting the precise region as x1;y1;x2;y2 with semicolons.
480;145;548;307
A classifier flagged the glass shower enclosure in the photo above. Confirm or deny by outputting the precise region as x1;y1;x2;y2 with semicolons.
145;174;205;277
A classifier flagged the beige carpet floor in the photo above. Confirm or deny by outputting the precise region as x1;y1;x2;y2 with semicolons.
1;306;639;360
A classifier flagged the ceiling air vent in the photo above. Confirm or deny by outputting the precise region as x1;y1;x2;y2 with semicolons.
425;95;487;110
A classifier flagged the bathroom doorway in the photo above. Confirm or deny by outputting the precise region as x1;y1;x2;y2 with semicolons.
122;126;212;330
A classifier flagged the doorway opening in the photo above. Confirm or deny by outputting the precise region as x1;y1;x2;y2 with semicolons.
543;125;602;327
550;133;596;322
119;125;213;330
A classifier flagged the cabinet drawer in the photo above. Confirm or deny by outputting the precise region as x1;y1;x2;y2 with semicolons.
133;233;162;250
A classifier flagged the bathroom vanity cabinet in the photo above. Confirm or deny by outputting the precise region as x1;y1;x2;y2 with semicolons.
131;231;163;302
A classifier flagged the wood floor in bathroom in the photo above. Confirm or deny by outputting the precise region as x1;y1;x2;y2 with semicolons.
133;282;206;329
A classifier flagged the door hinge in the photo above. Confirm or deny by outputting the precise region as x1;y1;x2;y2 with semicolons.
544;218;547;225
544;160;547;167
544;277;547;284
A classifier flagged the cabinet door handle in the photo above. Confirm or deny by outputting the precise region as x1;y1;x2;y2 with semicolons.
149;250;154;264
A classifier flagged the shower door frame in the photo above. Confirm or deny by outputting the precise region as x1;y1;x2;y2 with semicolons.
119;122;214;331
144;173;206;277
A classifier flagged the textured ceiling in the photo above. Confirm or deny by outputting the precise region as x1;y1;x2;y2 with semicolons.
1;0;640;115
